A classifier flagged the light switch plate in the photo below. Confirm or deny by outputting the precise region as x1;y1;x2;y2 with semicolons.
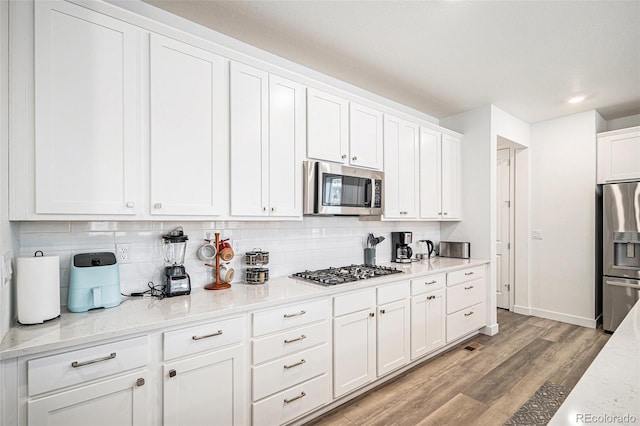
531;229;543;240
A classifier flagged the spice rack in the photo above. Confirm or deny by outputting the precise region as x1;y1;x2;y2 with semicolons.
244;249;269;284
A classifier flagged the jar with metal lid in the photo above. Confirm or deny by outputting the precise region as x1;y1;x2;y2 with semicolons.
245;249;269;266
245;267;269;284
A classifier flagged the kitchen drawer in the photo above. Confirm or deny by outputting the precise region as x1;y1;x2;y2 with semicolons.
447;265;485;287
333;289;375;317
253;321;329;365
446;277;485;314
377;280;409;305
252;344;329;401
252;373;331;426
163;316;244;361
253;298;330;337
28;336;148;396
411;273;446;296
446;301;486;343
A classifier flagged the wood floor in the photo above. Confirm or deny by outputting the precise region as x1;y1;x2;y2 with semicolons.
308;309;610;426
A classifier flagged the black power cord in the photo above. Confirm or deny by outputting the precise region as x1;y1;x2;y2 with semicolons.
122;281;167;300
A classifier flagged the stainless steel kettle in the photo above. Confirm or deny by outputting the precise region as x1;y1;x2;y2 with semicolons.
417;240;436;259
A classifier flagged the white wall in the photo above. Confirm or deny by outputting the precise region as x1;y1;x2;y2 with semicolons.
529;110;605;327
606;113;640;131
15;219;440;305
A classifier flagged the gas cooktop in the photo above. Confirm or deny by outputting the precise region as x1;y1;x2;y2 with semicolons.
291;264;403;286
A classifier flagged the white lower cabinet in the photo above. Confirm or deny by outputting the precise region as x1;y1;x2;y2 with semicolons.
28;370;150;426
162;316;246;426
376;281;411;376
251;299;331;425
163;345;245;426
410;273;446;360
446;266;488;343
25;336;150;426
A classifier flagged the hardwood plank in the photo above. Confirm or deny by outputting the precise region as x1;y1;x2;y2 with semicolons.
559;334;610;388
416;393;487;426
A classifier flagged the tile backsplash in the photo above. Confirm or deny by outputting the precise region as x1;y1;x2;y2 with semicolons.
17;218;440;305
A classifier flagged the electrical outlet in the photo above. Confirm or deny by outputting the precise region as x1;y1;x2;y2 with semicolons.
116;244;131;263
531;229;543;240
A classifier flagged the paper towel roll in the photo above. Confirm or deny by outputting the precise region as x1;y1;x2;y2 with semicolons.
17;253;60;324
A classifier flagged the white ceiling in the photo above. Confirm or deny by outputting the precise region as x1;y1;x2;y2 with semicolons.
144;0;640;124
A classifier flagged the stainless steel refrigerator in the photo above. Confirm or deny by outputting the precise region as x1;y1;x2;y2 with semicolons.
603;182;640;332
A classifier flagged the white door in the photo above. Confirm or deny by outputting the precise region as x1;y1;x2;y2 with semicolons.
28;371;149;426
34;0;140;215
410;289;445;360
350;102;383;169
230;62;269;216
163;345;246;426
419;128;441;219
149;34;226;216
377;299;410;376
496;148;511;309
268;75;305;218
333;310;376;398
441;134;461;219
307;88;349;164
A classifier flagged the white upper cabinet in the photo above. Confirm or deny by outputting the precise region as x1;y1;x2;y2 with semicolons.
33;0;140;215
350;103;383;169
419;128;461;220
230;62;305;218
383;115;419;219
307;88;349;164
149;34;227;216
597;126;640;184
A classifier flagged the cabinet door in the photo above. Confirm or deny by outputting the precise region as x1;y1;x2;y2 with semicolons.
411;289;445;360
350;103;383;169
307;88;349;164
597;129;640;183
384;115;419;218
28;371;149;426
377;299;410;376
164;345;246;426
419;128;442;219
333;310;376;398
268;75;306;218
230;62;269;216
34;0;140;215
441;134;461;219
149;34;226;216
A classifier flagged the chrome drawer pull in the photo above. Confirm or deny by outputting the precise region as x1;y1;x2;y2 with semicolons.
284;391;306;404
464;285;474;290
464;272;474;276
192;330;223;340
427;295;435;300
464;311;474;317
71;352;116;368
284;359;306;369
284;310;306;318
284;335;307;344
425;280;437;285
136;378;145;387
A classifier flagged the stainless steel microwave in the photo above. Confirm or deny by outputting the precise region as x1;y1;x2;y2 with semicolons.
303;161;383;216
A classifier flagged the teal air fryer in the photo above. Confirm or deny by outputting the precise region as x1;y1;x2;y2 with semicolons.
68;252;121;312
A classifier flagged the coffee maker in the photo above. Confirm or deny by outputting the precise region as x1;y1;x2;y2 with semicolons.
391;232;413;263
162;227;191;297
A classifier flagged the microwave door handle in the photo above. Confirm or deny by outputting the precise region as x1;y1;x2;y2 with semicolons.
364;180;372;207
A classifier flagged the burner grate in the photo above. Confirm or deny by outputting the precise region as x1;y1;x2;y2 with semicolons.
292;264;403;286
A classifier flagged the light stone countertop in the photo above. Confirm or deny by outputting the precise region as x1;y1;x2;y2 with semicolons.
550;299;640;425
0;257;488;360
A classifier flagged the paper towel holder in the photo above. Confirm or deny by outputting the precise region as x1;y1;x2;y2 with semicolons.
17;250;61;325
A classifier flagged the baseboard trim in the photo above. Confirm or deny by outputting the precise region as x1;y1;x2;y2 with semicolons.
513;305;532;316
482;323;499;336
529;307;596;328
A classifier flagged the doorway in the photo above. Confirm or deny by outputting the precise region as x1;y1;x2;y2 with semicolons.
496;148;514;310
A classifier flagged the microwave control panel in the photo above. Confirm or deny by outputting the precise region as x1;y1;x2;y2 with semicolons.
374;179;382;208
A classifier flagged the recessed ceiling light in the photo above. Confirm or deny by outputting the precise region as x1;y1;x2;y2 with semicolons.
567;94;586;104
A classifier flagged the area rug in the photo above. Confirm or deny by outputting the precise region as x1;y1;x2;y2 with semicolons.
504;381;571;426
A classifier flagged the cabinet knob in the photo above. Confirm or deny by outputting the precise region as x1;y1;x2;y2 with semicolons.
341;154;347;160
136;378;145;387
263;207;267;212
271;207;276;212
352;156;357;161
443;212;448;216
153;203;162;209
369;312;375;317
126;201;135;208
169;369;177;378
380;309;386;314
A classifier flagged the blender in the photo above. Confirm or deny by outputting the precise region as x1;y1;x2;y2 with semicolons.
162;227;191;297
